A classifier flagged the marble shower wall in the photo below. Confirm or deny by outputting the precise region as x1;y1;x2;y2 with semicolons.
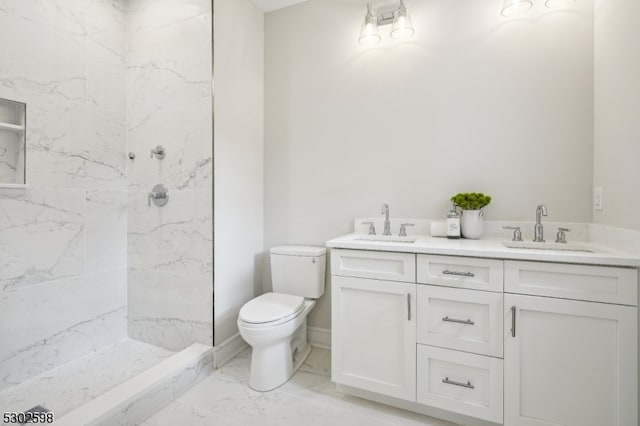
0;1;127;390
126;0;213;351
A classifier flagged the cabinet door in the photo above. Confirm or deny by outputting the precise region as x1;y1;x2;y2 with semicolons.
332;276;416;401
504;294;637;426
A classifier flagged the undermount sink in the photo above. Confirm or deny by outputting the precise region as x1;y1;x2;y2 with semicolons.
354;235;417;243
502;241;596;253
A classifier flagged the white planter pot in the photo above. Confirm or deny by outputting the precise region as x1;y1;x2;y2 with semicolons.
461;210;484;239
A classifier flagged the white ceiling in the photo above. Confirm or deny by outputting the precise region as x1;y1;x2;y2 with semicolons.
251;0;309;13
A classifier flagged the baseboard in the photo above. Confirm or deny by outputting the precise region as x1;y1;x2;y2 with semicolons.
308;327;331;350
213;333;248;367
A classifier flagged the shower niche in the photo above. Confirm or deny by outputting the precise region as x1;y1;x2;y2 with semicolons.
0;97;26;187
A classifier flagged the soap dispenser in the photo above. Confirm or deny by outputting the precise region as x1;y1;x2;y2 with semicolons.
447;203;461;239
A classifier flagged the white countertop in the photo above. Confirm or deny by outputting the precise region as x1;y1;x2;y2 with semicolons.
326;234;640;268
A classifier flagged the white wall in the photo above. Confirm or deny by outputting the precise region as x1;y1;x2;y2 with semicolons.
593;0;640;231
264;0;594;330
214;0;265;345
0;1;127;389
126;0;213;351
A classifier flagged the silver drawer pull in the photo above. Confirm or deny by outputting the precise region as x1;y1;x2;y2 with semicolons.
442;377;475;389
442;270;475;277
442;316;475;325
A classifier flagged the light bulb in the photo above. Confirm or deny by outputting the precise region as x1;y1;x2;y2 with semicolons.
358;4;381;46
390;1;415;40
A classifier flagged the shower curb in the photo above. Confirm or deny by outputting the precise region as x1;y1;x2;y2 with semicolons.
54;343;214;426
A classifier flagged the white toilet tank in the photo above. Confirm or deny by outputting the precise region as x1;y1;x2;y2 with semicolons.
270;246;326;299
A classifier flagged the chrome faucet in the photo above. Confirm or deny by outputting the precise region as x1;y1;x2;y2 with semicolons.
533;204;548;242
381;203;391;236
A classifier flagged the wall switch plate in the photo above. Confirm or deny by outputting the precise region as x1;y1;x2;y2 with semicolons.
594;187;603;211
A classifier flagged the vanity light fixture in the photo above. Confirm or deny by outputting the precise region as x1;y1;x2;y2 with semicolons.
358;0;415;46
500;0;533;17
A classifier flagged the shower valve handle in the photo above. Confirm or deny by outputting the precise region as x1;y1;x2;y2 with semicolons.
148;184;169;207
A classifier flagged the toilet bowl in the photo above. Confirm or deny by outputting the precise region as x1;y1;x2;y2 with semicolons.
237;246;326;392
238;294;315;391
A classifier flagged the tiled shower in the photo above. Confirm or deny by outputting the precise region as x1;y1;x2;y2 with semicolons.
0;0;213;418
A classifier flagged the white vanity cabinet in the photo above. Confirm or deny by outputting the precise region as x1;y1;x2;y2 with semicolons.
504;261;638;426
329;246;639;426
331;250;417;401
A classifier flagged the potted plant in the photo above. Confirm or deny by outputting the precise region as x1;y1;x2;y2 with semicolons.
450;192;492;239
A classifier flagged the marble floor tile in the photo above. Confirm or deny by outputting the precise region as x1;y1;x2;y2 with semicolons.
141;400;241;426
0;339;173;418
141;348;456;426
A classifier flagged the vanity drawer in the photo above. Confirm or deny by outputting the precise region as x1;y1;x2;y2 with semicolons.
417;285;503;357
331;249;416;282
505;261;638;306
417;345;503;424
417;255;503;292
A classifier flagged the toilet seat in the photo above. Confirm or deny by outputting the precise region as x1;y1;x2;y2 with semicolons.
239;292;305;328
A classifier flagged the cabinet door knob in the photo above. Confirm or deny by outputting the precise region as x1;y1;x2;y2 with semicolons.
511;306;517;337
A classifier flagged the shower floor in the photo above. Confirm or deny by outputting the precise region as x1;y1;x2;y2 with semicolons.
0;339;173;419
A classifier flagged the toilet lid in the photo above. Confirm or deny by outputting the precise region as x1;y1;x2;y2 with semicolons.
239;292;305;325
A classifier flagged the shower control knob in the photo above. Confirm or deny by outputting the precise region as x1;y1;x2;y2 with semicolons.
148;184;169;207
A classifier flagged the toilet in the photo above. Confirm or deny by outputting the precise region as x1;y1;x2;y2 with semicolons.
237;245;326;392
